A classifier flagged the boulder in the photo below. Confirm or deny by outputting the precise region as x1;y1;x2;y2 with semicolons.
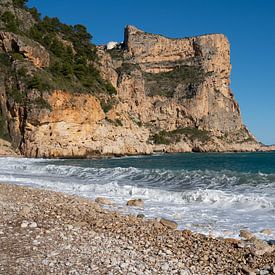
251;238;274;256
137;213;145;219
95;197;113;205
239;229;254;240
260;228;272;235
126;199;144;208
159;218;178;230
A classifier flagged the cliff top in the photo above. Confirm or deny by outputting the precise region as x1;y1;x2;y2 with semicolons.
124;25;228;43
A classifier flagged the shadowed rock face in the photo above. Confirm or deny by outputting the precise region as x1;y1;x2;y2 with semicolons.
0;22;262;157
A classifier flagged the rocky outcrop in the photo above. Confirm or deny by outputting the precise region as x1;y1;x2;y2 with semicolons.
0;138;18;156
0;32;49;68
96;25;261;153
0;22;266;157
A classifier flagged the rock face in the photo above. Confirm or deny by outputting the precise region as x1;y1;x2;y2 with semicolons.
0;22;264;157
0;32;49;68
96;25;261;153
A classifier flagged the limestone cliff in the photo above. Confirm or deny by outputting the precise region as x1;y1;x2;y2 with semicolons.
0;2;266;157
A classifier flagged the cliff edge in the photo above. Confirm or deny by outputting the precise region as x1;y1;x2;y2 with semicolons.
0;2;267;157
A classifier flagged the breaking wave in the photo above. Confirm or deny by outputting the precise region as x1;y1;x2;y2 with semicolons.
0;156;274;239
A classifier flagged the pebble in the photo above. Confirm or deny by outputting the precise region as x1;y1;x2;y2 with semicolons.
32;240;40;245
161;263;170;271
165;249;173;255
42;259;49;265
259;270;269;275
29;222;37;228
1;183;275;275
20;221;29;228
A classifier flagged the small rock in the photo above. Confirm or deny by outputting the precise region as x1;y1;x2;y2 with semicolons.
137;213;145;219
67;224;74;230
242;266;256;275
160;218;178;230
165;249;173;255
42;259;49;265
260;228;272;235
32;240;40;245
240;229;254;240
29;222;37;228
20;221;29;228
161;263;170;271
126;199;144;208
95;197;113;205
119;262;128;269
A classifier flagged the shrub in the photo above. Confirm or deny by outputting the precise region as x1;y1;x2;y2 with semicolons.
27;75;51;91
144;66;204;97
106;118;123;127
10;52;25;61
12;0;28;8
103;81;117;96
100;98;117;113
8;88;26;104
30;97;51;110
17;67;27;78
28;7;41;21
0;53;11;67
1;11;19;33
0;114;11;141
152;127;210;144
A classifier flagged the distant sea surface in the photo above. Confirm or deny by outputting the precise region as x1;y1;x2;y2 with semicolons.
1;152;275;239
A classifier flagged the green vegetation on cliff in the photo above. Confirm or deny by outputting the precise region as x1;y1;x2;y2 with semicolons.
152;127;210;144
1;11;19;33
144;66;204;98
0;113;11;141
0;0;116;99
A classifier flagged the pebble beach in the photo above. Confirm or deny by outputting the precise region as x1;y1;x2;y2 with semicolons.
0;183;274;275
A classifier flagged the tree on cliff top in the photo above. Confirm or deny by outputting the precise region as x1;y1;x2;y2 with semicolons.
13;0;28;8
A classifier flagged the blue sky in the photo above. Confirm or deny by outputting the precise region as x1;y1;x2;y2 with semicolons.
28;0;275;144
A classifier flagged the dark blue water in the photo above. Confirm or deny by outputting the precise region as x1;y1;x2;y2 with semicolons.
46;151;275;174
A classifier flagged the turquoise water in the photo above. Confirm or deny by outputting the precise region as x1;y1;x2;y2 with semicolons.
0;152;274;239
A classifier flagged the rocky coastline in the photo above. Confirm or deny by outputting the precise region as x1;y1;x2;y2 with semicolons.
1;183;274;274
0;0;269;157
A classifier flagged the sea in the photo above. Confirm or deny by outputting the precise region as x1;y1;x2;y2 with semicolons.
0;152;274;240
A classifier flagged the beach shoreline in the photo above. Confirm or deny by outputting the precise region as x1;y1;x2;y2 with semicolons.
0;183;274;274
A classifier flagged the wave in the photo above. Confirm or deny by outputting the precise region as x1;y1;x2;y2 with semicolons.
0;169;273;210
0;157;274;239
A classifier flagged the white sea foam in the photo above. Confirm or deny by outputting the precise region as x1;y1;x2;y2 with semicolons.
0;157;274;240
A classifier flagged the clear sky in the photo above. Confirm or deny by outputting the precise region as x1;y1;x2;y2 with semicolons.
27;0;275;145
